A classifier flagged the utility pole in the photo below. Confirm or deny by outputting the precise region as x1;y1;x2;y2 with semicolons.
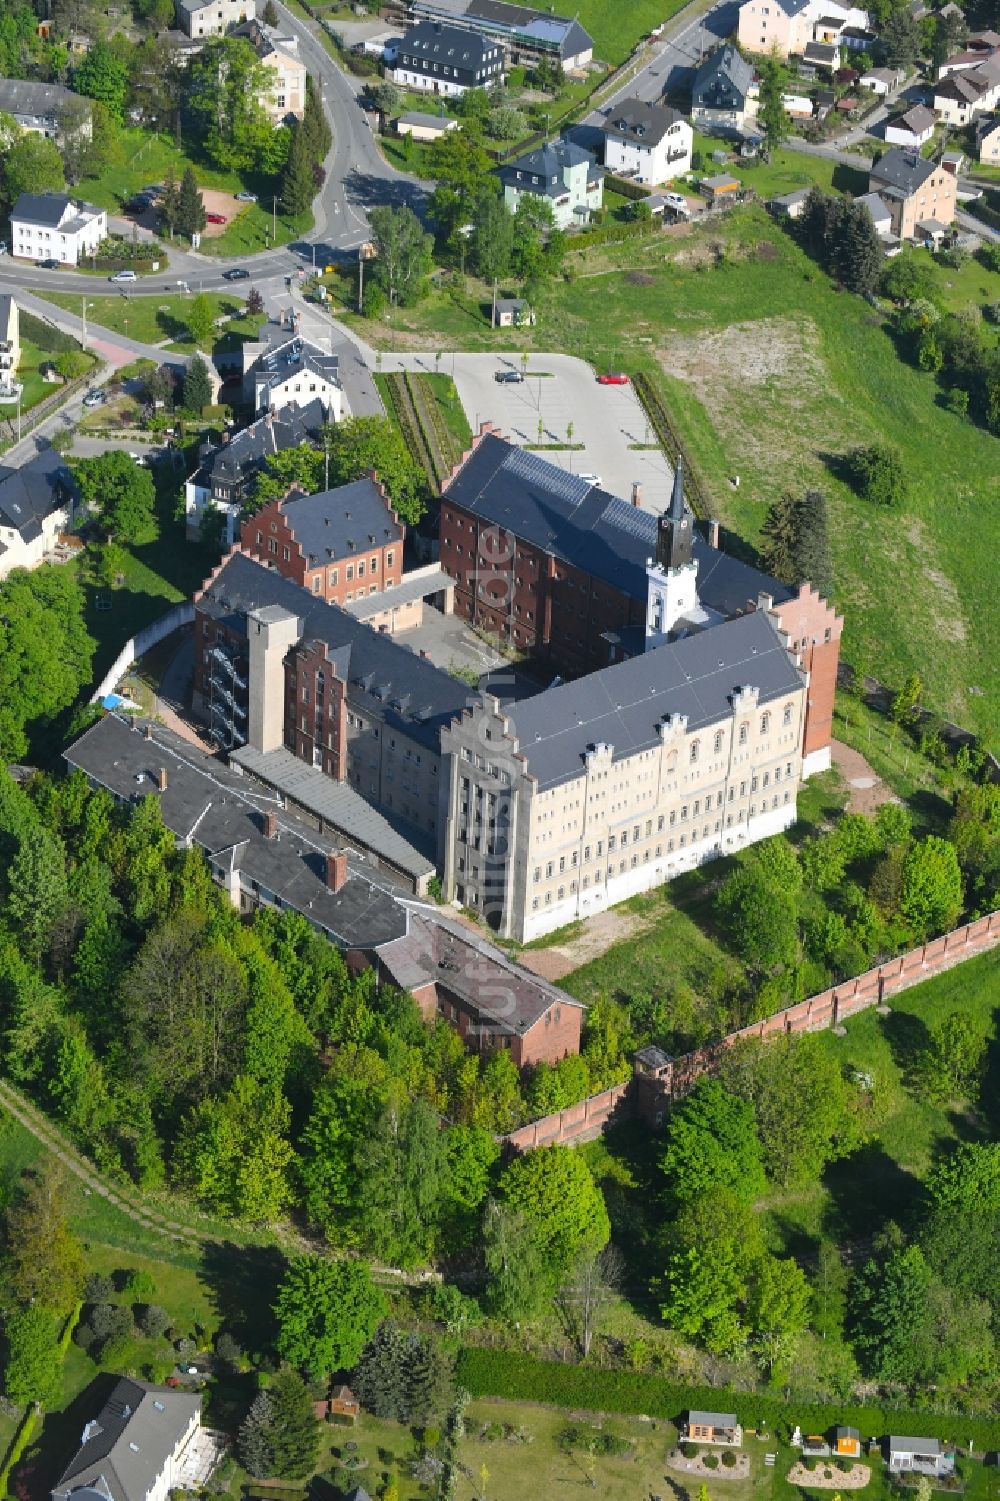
272;195;277;242
491;276;498;328
358;245;365;313
81;296;88;344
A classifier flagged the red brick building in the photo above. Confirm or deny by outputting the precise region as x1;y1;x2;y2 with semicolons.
240;474;403;607
372;910;583;1067
440;429;841;775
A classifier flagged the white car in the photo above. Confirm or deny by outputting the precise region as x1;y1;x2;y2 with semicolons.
664;192;690;216
234;191;258;203
110;269;137;282
579;472;602;487
82;389;105;408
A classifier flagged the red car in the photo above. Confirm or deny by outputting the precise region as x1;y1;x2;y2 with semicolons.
206;212;227;225
597;371;629;385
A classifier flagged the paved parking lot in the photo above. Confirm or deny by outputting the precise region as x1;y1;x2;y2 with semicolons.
381;351;675;513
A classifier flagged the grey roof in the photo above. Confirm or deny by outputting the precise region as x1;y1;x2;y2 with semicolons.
63;715;411;947
773;187;812;207
693;45;755;105
870;145;938;194
193;399;326;492
854;190;891;221
803;41;839;64
888;1437;943;1454
344;566;453;619
398;110;458;128
443;433;792;615
464;0;592;54
51;1378;200;1501
503;610;805;790
498;136;597;195
398;19;499;68
278;476;402;565
0;446;75;541
377;910;582;1034
231;742;436;880
604;96;688;145
249;334;340;399
688;1409;739;1427
199;552;471;750
10;191;75;227
702;172;740;189
0;77;87;122
890;102;937;132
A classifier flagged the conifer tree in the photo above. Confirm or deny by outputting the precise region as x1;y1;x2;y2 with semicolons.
238;1392;274;1478
268;1368;320;1479
176;167;206;238
280;125;314;216
791;490;834;598
758;494;798;582
183;354;213;414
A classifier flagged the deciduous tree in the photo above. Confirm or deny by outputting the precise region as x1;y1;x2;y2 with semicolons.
74;450;157;544
661;1077;766;1208
73;41;130;122
274;1254;387;1377
4;1165;85;1314
496;1143;610;1281
326;415;425;525
1;133;65;208
369;204;433;306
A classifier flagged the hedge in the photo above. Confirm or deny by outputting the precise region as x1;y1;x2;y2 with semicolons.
0;1407;37;1496
454;1350;1000;1449
603;173;652;201
20;310;79;356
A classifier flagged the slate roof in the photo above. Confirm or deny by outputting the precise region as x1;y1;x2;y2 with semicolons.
463;0;593;55
376;910;582;1033
199;551;471;750
498;137;599;195
870;145;938;194
443;433;792;615
278;476;403;565
889;102;936;132
689;1409;740;1428
193;398;326;493
248;335;340;401
0;446;75;542
503;609;805;790
0;77;86;122
398;110;459;129
603;96;688;145
398;20;499;68
693;45;755;106
63;714;412;946
887;1437;943;1455
854;189;891;222
51;1378;200;1501
10;191;75;228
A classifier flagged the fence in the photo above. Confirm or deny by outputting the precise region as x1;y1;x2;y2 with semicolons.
89;602;194;705
0;371;93;453
503;909;1000;1149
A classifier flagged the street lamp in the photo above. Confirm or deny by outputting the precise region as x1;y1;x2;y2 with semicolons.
81;298;94;344
272;195;277;242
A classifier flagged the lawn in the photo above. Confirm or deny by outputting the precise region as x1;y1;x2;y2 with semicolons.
35;290;264;357
11;337;96;414
573;0;699;64
197;202;314;258
75;128;260;211
347;205;1000;736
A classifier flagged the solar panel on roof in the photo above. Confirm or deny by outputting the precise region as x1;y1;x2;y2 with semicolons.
501;447;590;507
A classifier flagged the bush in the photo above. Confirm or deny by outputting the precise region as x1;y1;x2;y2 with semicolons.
84;1273;115;1303
722;1451;737;1467
846;442;908;508
704;1454;719;1469
681;1441;698;1458
215;1331;244;1369
137;1304;170;1339
20;310;78;355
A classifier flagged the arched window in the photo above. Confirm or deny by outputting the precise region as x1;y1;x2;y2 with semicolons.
690;739;700;764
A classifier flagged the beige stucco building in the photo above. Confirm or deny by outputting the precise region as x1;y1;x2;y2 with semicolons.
440;607;808;942
235;18;307;119
868;148;957;238
177;0;252;38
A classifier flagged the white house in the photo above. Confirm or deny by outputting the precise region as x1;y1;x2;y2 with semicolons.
854;189;893;238
934;61;1000;125
978;113;1000;163
388;20;504;97
176;0;253;38
0;448;78;578
241;333;342;421
51;1379;204;1501
884;103;937;147
859;65;904;94
603;97;693;184
738;0;870;58
0;78;91;139
0;296;20;403
10;192;106;267
498;137;603;228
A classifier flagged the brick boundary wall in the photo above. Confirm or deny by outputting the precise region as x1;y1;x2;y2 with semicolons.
502;909;1000;1151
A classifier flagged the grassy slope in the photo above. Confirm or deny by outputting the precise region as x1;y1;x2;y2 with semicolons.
38;291;261;356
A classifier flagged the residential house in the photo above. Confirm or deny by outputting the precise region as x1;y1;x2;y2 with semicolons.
10;192;106;267
374;911;584;1063
937;30;1000;78
396;110;459;141
234;17;307;120
440;432;841;776
834;1428;862;1458
885;1438;955;1477
683;1412;744;1446
0;295;20;402
860;65;903;93
978;113;1000;163
737;0;870;58
241;333;342;420
0;77;91;139
239;475;404;607
0;447;77;578
691;46;758;135
701;172;741;203
868;147;957;237
51;1378;202;1501
854;189;894;238
410;0;593;72
388;20;504;96
176;0;253;38
803;39;840;69
329;1385;361;1421
603;96;693;184
772;186;812;217
933;61;1000;125
884;102;937;148
184;398;326;541
497;137;603;228
783;92;815;119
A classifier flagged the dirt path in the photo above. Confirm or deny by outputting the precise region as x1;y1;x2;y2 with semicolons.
516;907;653;984
831;738;897;815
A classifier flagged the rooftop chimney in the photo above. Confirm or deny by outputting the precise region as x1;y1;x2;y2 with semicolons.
263;810;278;839
157;767;168;792
631;482;642;507
326;851;348;894
708;518;720;549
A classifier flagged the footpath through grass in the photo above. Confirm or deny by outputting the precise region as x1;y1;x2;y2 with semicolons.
36;290;263;356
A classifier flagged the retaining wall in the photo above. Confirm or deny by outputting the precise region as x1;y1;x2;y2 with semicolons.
504;909;1000;1150
89;602;193;704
